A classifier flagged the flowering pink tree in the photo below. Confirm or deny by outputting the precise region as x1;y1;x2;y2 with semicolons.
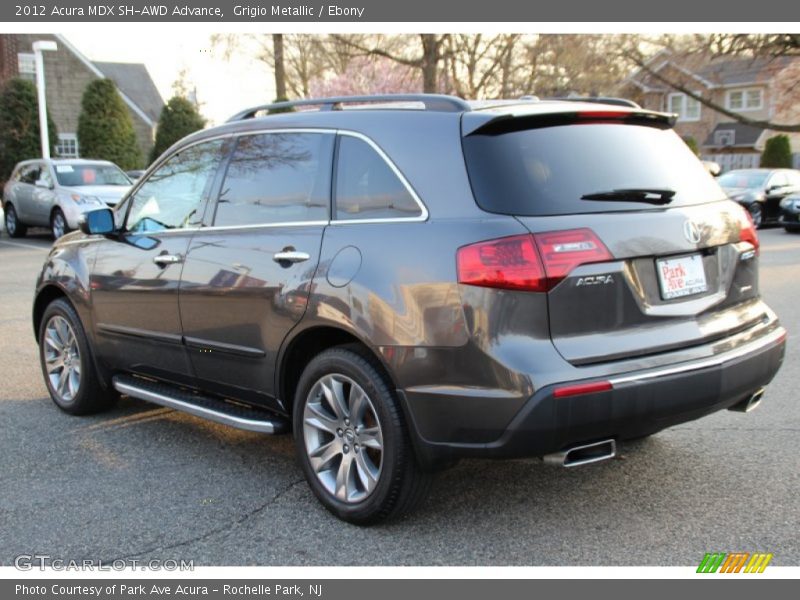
309;56;421;97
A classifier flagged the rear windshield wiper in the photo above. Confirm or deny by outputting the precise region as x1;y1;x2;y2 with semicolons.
580;188;676;205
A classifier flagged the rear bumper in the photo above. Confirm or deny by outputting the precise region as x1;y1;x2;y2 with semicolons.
405;326;786;465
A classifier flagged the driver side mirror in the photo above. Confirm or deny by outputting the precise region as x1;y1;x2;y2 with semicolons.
78;208;115;235
35;178;53;189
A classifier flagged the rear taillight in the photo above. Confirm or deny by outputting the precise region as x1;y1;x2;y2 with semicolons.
738;207;760;252
457;229;612;292
533;228;613;288
457;234;546;292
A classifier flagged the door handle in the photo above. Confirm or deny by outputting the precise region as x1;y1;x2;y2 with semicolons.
153;254;182;266
273;250;311;264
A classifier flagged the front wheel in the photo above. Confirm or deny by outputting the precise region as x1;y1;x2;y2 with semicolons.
39;298;118;415
293;346;431;524
51;208;68;239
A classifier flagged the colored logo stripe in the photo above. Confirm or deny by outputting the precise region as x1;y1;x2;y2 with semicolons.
697;552;773;573
697;553;726;573
744;553;773;573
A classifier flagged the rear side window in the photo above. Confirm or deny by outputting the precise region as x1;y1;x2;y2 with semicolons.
334;135;422;220
213;132;333;227
462;123;726;216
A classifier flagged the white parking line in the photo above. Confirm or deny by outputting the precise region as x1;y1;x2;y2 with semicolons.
0;239;50;251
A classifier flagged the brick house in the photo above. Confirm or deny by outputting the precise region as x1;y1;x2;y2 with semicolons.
618;50;800;172
0;33;163;165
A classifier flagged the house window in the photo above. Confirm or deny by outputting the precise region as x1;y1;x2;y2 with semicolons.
17;53;36;82
56;134;79;158
667;93;700;122
714;130;735;147
726;88;763;112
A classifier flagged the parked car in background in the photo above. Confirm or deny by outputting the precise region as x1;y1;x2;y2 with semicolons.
32;94;785;524
779;193;800;232
125;170;146;181
2;159;132;239
718;168;800;228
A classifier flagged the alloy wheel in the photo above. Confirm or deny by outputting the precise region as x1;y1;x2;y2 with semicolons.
43;315;82;403
6;206;16;236
302;373;384;503
52;211;66;239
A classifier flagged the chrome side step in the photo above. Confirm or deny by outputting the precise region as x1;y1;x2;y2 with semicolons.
543;439;617;468
112;375;289;434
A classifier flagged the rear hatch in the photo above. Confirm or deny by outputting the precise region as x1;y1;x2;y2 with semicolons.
461;105;763;365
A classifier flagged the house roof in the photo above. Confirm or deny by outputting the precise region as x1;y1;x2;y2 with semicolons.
703;122;765;148
93;61;164;123
53;34;160;128
694;55;797;87
624;51;799;92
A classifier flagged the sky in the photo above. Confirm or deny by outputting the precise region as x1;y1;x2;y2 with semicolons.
69;32;277;126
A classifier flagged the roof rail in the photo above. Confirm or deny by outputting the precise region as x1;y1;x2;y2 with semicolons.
547;96;641;108
227;94;471;122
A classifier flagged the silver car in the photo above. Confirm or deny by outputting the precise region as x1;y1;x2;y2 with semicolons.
2;158;132;239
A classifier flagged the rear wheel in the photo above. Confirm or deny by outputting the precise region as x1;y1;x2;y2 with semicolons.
4;204;27;238
39;298;118;415
785;225;800;233
51;208;68;239
748;203;763;229
293;346;431;524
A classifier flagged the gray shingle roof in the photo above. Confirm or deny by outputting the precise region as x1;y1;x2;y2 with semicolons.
93;61;164;122
703;122;764;148
694;55;796;86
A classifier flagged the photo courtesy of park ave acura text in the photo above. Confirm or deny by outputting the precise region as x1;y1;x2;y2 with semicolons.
0;27;799;569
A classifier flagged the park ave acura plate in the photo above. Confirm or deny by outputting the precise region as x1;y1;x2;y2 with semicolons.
657;253;708;300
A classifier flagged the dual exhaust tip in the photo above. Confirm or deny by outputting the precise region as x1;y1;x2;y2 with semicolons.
545;388;766;467
728;388;765;413
544;438;616;468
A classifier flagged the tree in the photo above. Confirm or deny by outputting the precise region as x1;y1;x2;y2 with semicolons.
150;96;206;163
77;79;142;169
760;135;793;168
683;136;700;156
331;34;448;93
0;78;57;182
273;34;287;101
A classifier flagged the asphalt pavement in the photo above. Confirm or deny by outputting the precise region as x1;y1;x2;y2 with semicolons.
0;225;798;566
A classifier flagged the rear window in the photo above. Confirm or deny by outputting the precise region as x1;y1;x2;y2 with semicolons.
462;123;726;216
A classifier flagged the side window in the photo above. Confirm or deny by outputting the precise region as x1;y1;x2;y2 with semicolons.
213;132;332;227
20;165;41;184
125;139;225;233
768;172;788;189
334;136;422;221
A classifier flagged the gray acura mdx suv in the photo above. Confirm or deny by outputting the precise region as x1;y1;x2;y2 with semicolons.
32;95;786;523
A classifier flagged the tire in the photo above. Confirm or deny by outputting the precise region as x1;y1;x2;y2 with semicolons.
4;203;27;238
748;203;763;229
51;207;68;240
293;345;431;524
785;226;800;233
38;298;118;415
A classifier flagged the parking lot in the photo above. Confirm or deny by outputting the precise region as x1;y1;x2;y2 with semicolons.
0;226;798;566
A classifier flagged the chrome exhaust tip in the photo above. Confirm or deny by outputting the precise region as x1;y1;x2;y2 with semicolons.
728;388;765;413
543;439;617;468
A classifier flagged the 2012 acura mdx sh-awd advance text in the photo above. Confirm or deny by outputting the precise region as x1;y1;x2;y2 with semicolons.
32;95;786;523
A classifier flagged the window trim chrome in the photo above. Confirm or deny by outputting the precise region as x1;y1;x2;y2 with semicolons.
330;131;429;225
120;126;430;235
